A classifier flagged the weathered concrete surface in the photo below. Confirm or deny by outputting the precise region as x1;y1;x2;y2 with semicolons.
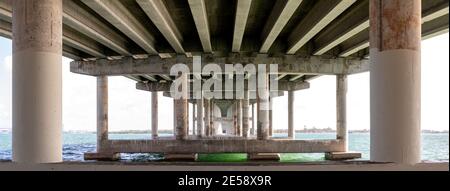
1;161;448;171
325;152;361;161
174;74;188;140
242;90;250;138
164;153;198;162
370;0;421;164
336;75;348;151
70;55;370;76
247;153;281;161
151;91;158;138
288;91;295;139
97;76;109;151
104;139;344;154
84;152;120;161
12;0;63;163
196;98;204;137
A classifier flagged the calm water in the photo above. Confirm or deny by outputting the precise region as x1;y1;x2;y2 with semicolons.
0;132;448;162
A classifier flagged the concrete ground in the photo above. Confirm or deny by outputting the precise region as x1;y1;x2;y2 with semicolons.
0;161;448;171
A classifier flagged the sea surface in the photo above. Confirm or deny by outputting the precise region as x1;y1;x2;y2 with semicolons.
0;132;448;162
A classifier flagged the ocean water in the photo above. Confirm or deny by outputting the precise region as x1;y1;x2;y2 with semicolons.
0;132;448;162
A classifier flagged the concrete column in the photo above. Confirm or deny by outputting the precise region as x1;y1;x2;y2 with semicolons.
96;76;109;153
336;75;347;151
210;101;215;135
233;103;237;135
242;90;250;138
151;91;158;139
236;100;242;136
12;0;63;163
174;75;188;140
288;91;295;139
269;97;273;137
370;0;421;164
251;103;255;136
192;103;196;135
257;74;270;140
204;99;211;136
196;98;204;137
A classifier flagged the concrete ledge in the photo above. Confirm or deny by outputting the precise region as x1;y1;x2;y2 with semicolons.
247;153;281;161
1;161;448;171
106;139;345;153
325;152;362;160
84;153;121;161
164;154;198;162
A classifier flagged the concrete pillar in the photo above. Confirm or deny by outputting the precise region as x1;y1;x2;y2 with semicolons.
210;101;215;135
192;103;196;135
12;0;63;163
257;74;270;140
370;0;421;164
174;75;188;140
269;97;273;137
242;90;250;138
336;75;347;151
288;91;295;139
204;99;211;136
251;103;255;136
96;76;109;152
233;103;237;135
236;100;242;136
151;91;158;139
196;98;204;137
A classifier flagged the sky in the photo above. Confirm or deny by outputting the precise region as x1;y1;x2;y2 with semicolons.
0;33;448;132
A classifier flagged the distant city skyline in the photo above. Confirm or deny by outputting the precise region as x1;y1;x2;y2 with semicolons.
0;33;448;132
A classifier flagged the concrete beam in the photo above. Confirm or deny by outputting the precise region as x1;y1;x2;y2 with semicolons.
70;54;369;76
137;0;185;53
287;0;356;54
81;0;157;54
62;25;106;58
313;0;369;55
105;139;345;153
422;14;449;40
136;80;309;92
188;0;212;52
63;0;131;56
232;0;252;52
259;0;303;53
0;0;11;22
0;19;11;38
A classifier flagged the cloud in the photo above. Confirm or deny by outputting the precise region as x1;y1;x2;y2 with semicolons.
3;55;11;72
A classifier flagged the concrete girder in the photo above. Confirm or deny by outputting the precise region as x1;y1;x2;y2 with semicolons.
135;80;309;92
259;0;303;53
62;25;106;58
232;0;252;52
188;0;213;52
137;0;185;54
313;0;369;55
70;54;369;76
81;0;158;55
63;0;131;56
287;0;356;54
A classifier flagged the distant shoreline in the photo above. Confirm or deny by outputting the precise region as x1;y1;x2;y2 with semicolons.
1;129;448;134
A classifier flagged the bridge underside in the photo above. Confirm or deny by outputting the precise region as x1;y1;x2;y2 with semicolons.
2;0;448;163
